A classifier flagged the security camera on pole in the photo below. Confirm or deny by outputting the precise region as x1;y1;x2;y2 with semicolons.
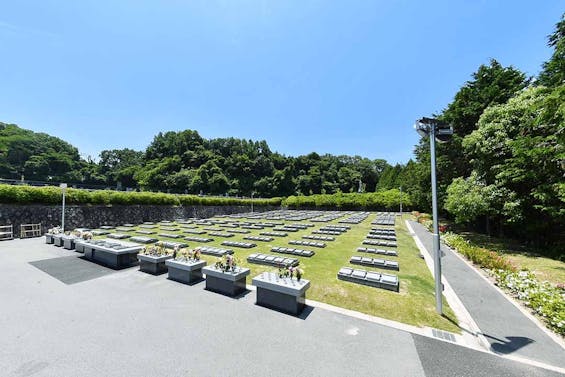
414;117;453;315
60;183;67;232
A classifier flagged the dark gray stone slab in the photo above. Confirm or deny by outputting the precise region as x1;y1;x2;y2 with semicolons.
53;235;63;247
159;233;182;239
185;236;213;243
160;227;178;231
138;254;173;275
116;227;133;232
130;236;158;244
157;241;188;249
107;233;131;239
195;246;233;256
247;253;299;267
244;236;273;242
208;232;234;238
202;266;250;297
136;230;155;235
62;236;78;250
29;256;117;285
166;259;206;285
139;225;157;229
221;241;256;248
337;266;399;292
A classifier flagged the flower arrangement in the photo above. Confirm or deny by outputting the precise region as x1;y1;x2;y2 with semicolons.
47;226;61;235
173;247;201;262
142;245;169;257
81;232;93;240
214;254;239;272
278;266;304;281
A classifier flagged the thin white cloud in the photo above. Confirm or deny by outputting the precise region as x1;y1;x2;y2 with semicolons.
0;20;57;38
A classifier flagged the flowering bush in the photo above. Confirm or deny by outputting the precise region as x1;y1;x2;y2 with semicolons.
494;269;565;335
443;233;516;271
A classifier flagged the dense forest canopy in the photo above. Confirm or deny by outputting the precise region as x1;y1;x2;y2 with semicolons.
0;124;394;197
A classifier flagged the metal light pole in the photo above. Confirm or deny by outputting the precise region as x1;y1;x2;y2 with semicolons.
60;183;67;232
415;117;453;315
251;192;254;213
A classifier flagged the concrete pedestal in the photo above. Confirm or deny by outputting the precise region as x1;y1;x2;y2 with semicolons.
138;254;173;275
202;266;250;297
166;259;206;284
252;272;310;315
82;240;143;269
53;235;63;247
62;236;77;250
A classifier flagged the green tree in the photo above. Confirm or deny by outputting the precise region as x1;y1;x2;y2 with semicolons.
538;13;565;88
444;173;504;235
463;86;565;244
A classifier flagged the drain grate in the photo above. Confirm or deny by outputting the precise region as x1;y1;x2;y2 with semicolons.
432;328;457;342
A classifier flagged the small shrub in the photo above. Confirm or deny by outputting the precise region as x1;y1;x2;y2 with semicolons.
494;269;565;335
443;233;516;271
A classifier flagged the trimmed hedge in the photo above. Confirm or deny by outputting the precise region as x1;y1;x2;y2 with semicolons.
0;184;282;207
443;233;516;271
283;189;412;211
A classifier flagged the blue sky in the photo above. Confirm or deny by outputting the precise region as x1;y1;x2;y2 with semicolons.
0;1;562;164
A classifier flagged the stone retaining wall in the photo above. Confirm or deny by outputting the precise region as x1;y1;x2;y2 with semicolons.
0;204;278;236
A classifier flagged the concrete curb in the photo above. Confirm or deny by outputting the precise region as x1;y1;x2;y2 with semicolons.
405;220;490;351
446;237;565;351
406;219;565;375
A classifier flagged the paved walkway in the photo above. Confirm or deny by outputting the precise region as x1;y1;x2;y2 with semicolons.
0;238;563;376
409;220;565;369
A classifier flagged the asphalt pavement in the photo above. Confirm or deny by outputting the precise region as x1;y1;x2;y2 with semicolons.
409;220;565;369
0;238;562;376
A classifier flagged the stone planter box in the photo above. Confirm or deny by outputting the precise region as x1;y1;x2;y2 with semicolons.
166;259;207;284
61;235;79;250
202;266;250;297
75;240;87;253
252;272;311;315
83;239;144;269
52;234;63;247
138;254;173;275
45;234;55;244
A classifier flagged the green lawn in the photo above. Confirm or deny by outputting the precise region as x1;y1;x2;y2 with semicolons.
459;231;565;286
94;212;459;332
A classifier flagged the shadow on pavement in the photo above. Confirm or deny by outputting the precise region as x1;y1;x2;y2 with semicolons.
484;333;535;354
